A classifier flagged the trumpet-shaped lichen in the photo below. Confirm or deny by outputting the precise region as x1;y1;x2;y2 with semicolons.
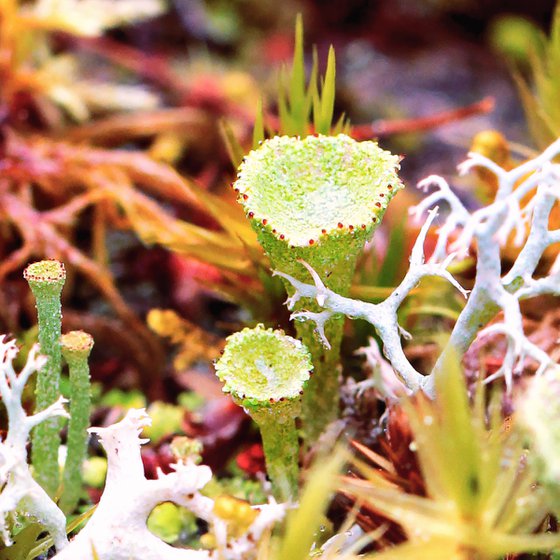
215;325;312;500
234;134;402;440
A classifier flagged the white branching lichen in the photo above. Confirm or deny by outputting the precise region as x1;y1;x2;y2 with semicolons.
276;138;560;395
0;337;68;551
354;338;411;401
53;408;286;560
0;335;284;559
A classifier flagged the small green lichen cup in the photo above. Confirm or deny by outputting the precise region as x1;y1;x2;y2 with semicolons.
215;324;312;500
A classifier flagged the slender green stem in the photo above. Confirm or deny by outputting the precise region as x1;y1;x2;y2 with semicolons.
24;260;66;498
253;411;299;501
59;330;94;514
295;312;343;440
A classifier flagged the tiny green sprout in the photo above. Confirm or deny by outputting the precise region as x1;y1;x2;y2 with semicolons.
215;324;312;501
234;134;402;440
24;259;67;497
59;330;94;513
170;435;203;464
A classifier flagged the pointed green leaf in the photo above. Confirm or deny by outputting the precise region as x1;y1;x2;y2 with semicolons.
315;45;336;134
289;13;307;133
219;119;245;168
252;97;265;149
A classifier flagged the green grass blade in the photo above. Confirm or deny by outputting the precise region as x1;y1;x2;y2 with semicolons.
252;97;265;149
314;45;336;134
289;13;307;134
274;449;346;560
219;119;245;168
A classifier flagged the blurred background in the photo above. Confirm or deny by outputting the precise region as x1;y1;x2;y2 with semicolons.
111;0;557;180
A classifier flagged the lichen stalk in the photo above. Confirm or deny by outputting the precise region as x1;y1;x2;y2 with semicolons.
234;134;403;441
214;325;312;500
24;259;66;497
59;330;94;514
252;408;300;502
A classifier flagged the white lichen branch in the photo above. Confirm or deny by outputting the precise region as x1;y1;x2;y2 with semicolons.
427;139;560;392
354;338;411;401
275;208;467;394
277;138;560;396
0;337;69;551
53;408;286;560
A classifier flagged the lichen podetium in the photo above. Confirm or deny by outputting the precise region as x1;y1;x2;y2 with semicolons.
234;134;402;441
215;324;312;500
60;330;94;514
24;260;66;497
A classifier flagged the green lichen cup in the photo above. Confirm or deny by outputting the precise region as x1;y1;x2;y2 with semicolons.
234;134;403;441
215;324;312;500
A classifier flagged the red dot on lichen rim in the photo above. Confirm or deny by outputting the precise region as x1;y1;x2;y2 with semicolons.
338;222;343;228
262;219;268;225
375;202;382;208
309;239;315;245
248;212;254;218
321;229;327;234
279;234;285;240
243;194;249;200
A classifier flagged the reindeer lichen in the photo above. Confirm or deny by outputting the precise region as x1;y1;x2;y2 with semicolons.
275;138;560;398
52;409;287;560
0;337;68;551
